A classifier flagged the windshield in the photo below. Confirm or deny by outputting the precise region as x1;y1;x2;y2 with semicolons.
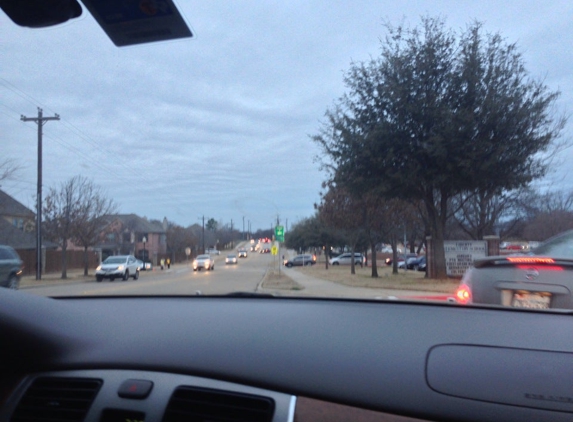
532;231;573;258
103;257;125;264
2;1;572;312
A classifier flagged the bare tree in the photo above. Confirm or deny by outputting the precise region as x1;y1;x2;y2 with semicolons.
72;179;117;276
0;158;20;183
317;183;368;275
43;177;82;279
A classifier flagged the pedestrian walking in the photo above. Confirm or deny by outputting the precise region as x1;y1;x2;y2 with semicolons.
167;258;171;269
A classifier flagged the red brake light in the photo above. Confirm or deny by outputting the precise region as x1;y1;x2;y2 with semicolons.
455;284;472;304
506;257;555;264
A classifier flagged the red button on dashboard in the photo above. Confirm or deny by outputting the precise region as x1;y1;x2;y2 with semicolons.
118;379;153;399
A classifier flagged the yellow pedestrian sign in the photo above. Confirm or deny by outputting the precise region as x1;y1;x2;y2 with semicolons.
271;245;278;255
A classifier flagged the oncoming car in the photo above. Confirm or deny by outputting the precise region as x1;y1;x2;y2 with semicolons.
456;230;573;309
193;254;214;271
225;254;238;265
95;255;139;282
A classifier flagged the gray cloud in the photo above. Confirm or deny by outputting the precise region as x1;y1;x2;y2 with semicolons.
2;0;571;230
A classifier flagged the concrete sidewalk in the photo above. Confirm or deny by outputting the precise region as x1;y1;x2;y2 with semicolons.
258;249;455;301
260;266;446;300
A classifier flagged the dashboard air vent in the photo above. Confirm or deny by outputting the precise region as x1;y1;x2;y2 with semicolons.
11;377;102;422
162;386;275;422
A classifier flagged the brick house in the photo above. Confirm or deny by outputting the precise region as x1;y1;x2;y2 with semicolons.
97;214;167;265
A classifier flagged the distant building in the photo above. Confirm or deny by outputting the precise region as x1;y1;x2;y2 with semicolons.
97;214;167;265
0;189;57;250
0;189;35;234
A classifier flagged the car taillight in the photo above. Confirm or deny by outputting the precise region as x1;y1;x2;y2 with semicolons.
455;284;472;304
506;257;555;264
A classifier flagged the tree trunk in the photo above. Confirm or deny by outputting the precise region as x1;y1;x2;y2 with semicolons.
391;234;398;275
61;240;68;279
350;245;356;275
83;245;89;276
370;241;378;278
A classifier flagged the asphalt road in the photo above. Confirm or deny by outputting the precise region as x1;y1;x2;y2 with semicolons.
22;251;278;297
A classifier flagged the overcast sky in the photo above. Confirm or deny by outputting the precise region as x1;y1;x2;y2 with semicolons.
2;1;572;232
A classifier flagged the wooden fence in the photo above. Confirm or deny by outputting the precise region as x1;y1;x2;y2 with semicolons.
17;249;100;276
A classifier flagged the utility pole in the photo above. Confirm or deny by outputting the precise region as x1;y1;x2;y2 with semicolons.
199;216;205;254
21;107;60;280
242;216;245;241
230;219;233;249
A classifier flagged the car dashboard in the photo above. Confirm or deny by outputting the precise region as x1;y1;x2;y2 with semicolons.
0;290;572;422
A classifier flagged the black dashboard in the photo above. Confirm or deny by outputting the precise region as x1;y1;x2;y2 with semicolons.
1;289;572;422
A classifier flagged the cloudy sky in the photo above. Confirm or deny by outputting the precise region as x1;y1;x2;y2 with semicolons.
2;1;572;232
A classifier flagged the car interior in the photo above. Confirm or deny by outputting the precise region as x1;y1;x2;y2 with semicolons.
1;291;572;422
1;2;572;422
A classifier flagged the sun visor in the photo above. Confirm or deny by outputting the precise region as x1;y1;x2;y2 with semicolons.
80;0;193;47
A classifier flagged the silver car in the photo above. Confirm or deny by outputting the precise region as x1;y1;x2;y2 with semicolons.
329;252;365;266
456;230;573;310
96;255;140;282
193;254;214;271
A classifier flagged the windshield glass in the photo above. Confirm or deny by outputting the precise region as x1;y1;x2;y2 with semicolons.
103;257;125;264
2;1;572;311
532;231;573;258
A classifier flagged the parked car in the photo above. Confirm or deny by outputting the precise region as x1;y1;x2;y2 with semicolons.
329;252;365;266
136;260;152;271
206;248;220;255
386;253;417;268
456;230;573;309
193;254;214;271
284;254;316;267
415;255;427;271
406;255;425;270
0;245;23;290
225;254;238;265
96;255;140;282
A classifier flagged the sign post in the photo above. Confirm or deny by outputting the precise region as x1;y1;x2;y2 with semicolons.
274;226;284;275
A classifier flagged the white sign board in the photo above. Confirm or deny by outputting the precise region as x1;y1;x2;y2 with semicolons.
444;241;487;277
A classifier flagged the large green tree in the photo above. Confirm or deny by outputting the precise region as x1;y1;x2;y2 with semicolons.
314;16;565;278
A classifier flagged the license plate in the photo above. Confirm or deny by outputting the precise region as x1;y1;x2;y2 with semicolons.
511;291;551;309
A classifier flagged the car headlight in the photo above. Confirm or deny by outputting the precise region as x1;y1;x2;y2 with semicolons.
96;265;101;271
117;265;125;271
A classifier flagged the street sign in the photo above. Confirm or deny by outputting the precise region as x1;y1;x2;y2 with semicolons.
271;245;278;255
275;225;284;242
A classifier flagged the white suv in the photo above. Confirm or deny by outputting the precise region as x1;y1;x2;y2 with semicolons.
329;253;365;266
96;255;140;282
